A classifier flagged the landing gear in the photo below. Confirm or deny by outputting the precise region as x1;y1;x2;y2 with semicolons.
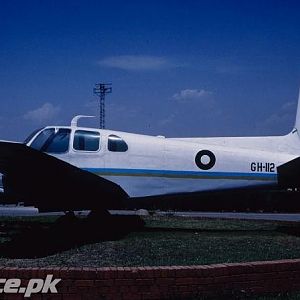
86;209;115;234
52;208;145;240
87;209;145;238
54;210;78;227
87;208;111;222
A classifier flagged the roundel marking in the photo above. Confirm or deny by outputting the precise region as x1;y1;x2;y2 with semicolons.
195;150;216;170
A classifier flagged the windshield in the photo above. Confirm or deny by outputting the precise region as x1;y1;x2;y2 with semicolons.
23;128;44;144
29;128;71;154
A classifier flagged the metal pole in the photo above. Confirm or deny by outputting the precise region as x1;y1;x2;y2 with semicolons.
93;83;112;129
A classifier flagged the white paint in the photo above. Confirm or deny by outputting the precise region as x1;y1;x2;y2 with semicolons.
21;89;300;199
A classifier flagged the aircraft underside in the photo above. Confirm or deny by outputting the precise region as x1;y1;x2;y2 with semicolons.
99;173;277;198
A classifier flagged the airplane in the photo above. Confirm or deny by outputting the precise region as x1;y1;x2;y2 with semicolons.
0;89;300;219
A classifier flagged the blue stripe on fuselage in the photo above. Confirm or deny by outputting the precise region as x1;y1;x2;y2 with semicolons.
82;168;277;181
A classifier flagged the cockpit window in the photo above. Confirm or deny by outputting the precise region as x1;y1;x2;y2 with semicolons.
23;128;44;144
108;135;128;152
30;128;71;154
73;130;100;151
44;129;71;153
30;128;55;151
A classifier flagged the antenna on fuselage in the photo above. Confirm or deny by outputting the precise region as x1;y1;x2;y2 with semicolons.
71;115;95;127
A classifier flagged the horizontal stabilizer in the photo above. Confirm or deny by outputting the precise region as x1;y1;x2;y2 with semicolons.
277;156;300;188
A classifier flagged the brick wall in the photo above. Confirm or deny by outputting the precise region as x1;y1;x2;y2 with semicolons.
2;259;300;299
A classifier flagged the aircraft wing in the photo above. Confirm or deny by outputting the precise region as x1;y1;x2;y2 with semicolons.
0;141;128;212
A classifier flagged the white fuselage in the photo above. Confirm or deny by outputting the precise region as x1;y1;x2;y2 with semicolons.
26;126;300;198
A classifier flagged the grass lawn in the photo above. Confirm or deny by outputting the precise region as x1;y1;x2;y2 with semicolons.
0;215;299;268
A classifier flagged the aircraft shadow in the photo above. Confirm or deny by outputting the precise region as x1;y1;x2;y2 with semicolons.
0;215;145;258
143;227;272;234
276;224;300;237
147;224;300;238
0;217;299;259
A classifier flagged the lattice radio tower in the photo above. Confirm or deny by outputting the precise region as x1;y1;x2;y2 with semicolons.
93;83;112;129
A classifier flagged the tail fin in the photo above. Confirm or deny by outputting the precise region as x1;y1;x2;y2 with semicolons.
294;88;300;133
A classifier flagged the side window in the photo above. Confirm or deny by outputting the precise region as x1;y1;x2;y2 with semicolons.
108;135;128;152
73;130;100;151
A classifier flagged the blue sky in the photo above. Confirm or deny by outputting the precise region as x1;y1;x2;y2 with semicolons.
0;0;300;141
